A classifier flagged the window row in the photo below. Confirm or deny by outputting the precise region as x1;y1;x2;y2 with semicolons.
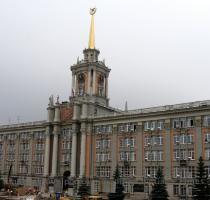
96;139;111;149
144;136;163;146
144;121;164;131
173;185;192;196
20;153;29;161
118;123;136;133
62;153;70;162
95;125;112;134
34;153;44;162
62;128;72;139
173;149;195;161
119;166;136;177
173;134;193;145
145;151;163;161
96;166;111;177
173;118;194;129
144;166;163;178
34;166;44;175
34;131;45;139
173;166;195;178
35;143;45;150
120;138;135;148
120;152;136;161
19;165;28;174
62;141;71;150
20;132;30;140
20;143;30;151
96;153;110;162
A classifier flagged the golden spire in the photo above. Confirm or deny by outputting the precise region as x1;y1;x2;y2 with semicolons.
88;8;96;49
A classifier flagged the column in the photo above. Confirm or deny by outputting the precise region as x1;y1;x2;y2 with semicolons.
79;123;86;177
80;132;86;177
87;70;91;95
44;127;50;176
51;128;59;177
71;124;77;177
93;70;96;95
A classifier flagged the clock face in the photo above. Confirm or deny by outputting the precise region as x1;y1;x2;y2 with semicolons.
90;8;96;15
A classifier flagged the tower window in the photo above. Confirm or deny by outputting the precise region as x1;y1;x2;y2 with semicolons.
78;73;85;96
98;75;104;97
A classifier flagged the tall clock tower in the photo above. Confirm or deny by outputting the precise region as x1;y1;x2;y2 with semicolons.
70;8;110;107
70;8;114;179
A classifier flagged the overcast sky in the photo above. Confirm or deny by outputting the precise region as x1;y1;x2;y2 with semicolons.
0;0;210;124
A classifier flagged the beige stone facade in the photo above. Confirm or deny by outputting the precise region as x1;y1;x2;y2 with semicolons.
1;13;210;200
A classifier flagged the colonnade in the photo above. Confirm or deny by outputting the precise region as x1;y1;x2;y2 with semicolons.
43;101;88;179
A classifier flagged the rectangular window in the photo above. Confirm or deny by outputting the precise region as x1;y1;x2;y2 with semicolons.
173;119;180;128
204;116;210;126
157;121;164;130
150;121;156;131
144;166;162;178
62;154;70;162
205;133;210;143
205;149;210;160
144;122;150;131
173;185;179;196
145;151;163;161
180;185;186;196
187;118;194;127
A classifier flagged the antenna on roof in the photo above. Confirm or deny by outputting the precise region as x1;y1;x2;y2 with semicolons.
125;101;128;112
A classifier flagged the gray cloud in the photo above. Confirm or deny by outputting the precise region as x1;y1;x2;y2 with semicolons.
0;0;210;124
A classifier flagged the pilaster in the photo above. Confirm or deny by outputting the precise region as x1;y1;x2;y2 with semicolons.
71;123;78;177
195;116;202;158
80;123;87;177
164;119;171;180
136;122;143;179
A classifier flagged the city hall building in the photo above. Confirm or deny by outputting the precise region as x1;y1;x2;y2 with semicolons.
1;9;210;200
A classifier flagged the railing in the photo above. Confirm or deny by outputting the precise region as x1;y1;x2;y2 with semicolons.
93;100;210;119
0;120;46;129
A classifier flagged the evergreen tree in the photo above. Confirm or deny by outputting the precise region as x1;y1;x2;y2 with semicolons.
150;167;169;200
192;156;210;200
0;173;3;190
108;165;125;200
77;177;90;198
113;164;121;183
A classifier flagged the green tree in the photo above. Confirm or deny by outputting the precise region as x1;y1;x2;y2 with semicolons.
77;177;90;199
150;167;169;200
192;156;210;200
108;165;125;200
113;164;121;183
